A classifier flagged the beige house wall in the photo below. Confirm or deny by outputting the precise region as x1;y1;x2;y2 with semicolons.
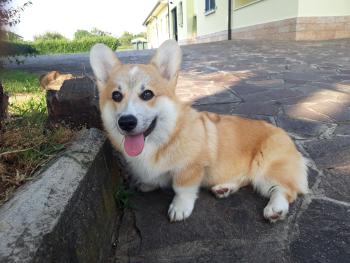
170;0;188;41
146;21;157;49
297;0;350;40
232;0;298;29
298;0;350;17
231;0;350;40
145;0;350;46
186;0;197;39
170;0;198;43
145;4;169;48
196;0;228;37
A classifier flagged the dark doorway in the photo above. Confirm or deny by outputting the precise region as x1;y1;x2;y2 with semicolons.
171;7;178;41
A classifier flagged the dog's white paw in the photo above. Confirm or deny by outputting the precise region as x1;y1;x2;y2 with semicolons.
168;197;194;222
263;199;289;223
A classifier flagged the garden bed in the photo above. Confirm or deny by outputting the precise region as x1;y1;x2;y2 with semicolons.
0;69;122;262
0;128;120;262
0;69;75;204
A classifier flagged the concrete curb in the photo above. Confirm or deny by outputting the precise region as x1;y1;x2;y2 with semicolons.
0;128;119;262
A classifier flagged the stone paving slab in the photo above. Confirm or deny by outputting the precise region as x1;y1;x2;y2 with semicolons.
7;39;350;263
290;200;350;263
113;40;350;263
115;189;297;263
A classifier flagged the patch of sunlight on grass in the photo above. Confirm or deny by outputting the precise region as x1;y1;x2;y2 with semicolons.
0;69;76;205
0;69;40;94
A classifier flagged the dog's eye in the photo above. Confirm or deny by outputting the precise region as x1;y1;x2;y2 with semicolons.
140;90;154;101
112;91;123;102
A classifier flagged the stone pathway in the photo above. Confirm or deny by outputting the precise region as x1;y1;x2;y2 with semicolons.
9;39;350;262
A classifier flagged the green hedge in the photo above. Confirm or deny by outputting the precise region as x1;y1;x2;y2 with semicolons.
0;41;38;57
32;36;120;54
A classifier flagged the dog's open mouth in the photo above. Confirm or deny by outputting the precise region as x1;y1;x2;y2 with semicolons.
124;117;157;157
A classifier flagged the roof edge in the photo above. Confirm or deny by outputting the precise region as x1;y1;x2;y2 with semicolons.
143;0;167;26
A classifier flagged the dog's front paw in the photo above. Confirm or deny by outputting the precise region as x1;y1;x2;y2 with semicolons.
168;197;194;222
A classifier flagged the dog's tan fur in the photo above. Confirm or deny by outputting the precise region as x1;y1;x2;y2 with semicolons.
90;40;308;222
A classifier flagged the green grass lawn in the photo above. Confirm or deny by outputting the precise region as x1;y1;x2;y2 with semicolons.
0;69;40;94
0;69;75;205
117;45;133;51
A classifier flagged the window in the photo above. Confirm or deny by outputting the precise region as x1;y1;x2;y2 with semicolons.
235;0;261;10
178;2;183;27
205;0;216;12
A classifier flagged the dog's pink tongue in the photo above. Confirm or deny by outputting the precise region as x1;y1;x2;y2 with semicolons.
124;134;145;157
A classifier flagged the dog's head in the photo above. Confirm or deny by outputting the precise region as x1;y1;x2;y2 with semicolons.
90;40;182;157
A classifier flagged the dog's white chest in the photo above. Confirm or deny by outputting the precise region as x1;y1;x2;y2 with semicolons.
125;153;171;187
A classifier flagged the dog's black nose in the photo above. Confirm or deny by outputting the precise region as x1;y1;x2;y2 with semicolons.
118;115;137;132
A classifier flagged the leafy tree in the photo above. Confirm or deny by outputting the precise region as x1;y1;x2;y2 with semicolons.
135;32;147;39
0;0;34;63
0;0;32;28
90;27;111;37
74;29;93;39
74;28;111;39
119;31;133;46
33;31;66;41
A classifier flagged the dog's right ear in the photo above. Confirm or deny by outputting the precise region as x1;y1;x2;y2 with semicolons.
90;44;120;89
150;39;182;85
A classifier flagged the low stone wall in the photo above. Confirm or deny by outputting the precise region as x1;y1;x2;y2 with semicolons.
296;16;350;41
232;16;350;41
0;129;120;263
231;18;297;40
180;15;350;44
179;30;228;45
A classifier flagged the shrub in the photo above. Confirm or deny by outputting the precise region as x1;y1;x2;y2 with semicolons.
74;30;93;40
33;31;67;41
0;1;34;64
33;36;120;54
0;40;37;65
119;31;133;46
0;40;37;57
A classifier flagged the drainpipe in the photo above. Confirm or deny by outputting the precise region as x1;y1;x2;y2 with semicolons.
228;0;232;40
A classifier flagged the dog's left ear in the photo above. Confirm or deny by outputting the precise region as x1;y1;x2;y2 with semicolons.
150;39;182;84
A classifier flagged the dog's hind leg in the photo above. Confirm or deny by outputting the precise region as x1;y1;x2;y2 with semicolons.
254;176;290;222
254;157;308;223
263;186;290;222
210;174;250;199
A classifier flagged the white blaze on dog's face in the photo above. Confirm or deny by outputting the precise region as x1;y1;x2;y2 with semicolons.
90;40;182;157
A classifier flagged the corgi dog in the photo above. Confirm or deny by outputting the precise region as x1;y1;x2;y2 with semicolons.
90;40;308;223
